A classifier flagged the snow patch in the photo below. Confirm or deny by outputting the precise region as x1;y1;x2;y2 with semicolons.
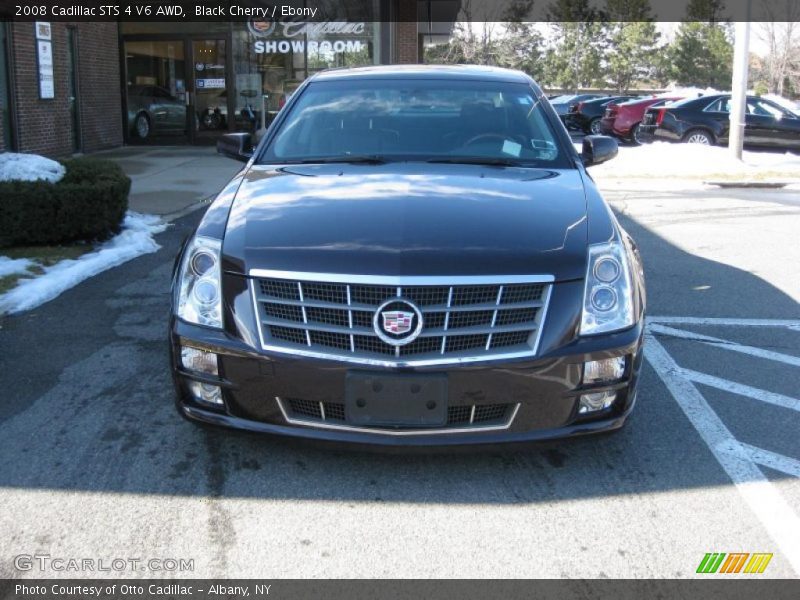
588;142;800;180
660;86;723;99
0;212;167;315
0;256;35;278
0;152;66;183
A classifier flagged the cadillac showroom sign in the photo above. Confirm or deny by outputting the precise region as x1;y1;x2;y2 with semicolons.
249;19;368;54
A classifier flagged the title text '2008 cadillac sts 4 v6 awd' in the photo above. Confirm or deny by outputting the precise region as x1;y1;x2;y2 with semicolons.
169;65;646;447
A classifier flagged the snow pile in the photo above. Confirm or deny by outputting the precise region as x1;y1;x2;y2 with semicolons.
0;212;167;314
589;142;800;180
0;256;35;278
0;152;66;183
659;86;723;99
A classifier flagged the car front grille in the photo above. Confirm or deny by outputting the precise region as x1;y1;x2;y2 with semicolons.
250;271;553;366
281;397;517;432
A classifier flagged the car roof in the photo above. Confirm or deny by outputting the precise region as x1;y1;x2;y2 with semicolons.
310;64;532;84
620;96;681;106
667;93;727;108
581;95;626;105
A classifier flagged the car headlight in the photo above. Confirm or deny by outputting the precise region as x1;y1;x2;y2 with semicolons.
176;236;223;328
580;240;635;335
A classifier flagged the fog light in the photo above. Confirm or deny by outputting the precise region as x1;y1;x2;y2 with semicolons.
188;381;224;406
583;356;625;384
181;346;218;375
579;391;616;414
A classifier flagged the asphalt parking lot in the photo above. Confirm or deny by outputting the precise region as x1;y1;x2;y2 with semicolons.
0;179;798;578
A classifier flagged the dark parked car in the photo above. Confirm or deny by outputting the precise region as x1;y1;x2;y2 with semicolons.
170;65;646;446
599;96;683;144
567;96;639;134
550;93;606;117
127;85;187;140
639;94;800;149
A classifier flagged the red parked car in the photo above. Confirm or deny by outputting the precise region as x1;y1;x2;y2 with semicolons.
600;96;683;144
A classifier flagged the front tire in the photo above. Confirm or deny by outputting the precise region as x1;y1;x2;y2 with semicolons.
586;118;601;135
134;113;151;140
630;123;643;145
683;129;714;145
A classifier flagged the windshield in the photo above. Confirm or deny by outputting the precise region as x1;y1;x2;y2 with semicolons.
260;79;570;168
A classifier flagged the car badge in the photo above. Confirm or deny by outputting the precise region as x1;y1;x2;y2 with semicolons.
373;299;424;346
382;311;414;335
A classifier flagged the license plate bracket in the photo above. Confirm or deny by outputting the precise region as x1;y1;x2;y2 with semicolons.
345;371;448;428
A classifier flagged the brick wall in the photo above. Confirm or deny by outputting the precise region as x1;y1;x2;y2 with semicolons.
9;22;121;158
395;0;418;64
75;23;122;152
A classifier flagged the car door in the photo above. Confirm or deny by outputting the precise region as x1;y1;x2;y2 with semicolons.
152;86;185;132
700;97;731;142
746;97;800;149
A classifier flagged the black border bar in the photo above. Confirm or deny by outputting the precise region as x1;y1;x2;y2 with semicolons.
2;0;797;22
2;579;800;600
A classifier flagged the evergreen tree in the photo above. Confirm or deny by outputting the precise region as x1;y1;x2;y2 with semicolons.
498;0;546;80
604;0;660;92
544;0;605;90
669;22;733;88
667;0;733;88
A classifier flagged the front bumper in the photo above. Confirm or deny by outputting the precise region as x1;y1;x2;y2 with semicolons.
170;317;645;447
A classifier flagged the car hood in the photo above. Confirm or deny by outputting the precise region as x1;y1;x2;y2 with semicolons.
222;163;589;280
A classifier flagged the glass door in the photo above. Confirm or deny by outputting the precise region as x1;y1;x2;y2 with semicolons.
124;40;188;143
190;39;229;144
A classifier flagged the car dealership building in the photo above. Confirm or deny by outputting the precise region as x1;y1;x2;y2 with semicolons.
0;1;456;156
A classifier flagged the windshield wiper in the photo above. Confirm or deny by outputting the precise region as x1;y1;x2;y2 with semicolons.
287;155;387;165
426;156;525;167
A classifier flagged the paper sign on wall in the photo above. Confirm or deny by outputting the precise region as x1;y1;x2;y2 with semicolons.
37;38;55;99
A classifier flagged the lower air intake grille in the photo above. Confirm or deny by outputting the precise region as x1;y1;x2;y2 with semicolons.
282;398;515;432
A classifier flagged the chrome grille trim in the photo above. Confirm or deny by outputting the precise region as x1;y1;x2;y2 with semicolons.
276;397;521;435
249;269;554;367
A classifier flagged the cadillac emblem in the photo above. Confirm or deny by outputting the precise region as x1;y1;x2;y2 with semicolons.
382;311;413;335
373;299;423;346
248;19;277;37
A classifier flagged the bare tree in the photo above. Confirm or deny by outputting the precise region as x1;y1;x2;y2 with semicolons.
447;0;502;65
758;1;800;95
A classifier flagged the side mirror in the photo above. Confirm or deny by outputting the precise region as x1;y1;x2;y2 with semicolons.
217;133;253;162
581;135;618;167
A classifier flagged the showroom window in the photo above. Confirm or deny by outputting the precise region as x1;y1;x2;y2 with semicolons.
121;18;380;144
230;20;379;134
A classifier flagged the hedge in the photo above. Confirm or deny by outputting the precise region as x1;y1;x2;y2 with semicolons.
0;157;130;248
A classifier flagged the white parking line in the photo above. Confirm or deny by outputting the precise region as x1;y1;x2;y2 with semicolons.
649;323;800;368
645;334;800;575
649;316;800;328
733;442;800;479
680;368;800;413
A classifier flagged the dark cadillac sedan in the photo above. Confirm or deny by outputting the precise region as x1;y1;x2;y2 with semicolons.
170;65;646;446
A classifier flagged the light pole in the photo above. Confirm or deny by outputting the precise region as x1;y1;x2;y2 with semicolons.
729;3;751;160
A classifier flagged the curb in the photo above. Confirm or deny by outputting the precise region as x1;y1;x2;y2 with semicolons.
704;181;791;189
